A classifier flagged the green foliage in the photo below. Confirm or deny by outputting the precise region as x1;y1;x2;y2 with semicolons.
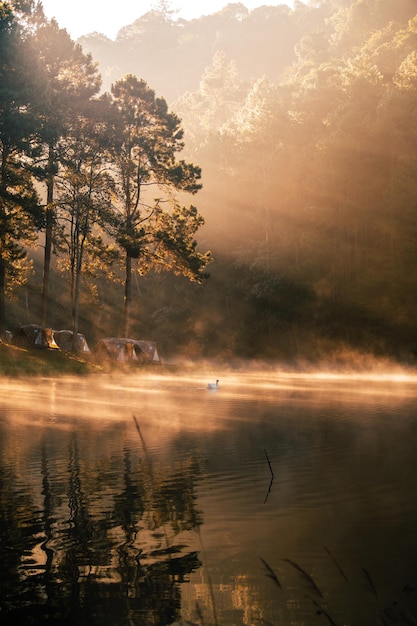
153;203;211;282
0;1;44;330
54;100;117;334
108;74;210;335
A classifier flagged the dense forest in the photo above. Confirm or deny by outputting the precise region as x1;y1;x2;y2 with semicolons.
2;0;417;367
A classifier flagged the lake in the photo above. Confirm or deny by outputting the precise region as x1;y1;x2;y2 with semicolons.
0;370;417;625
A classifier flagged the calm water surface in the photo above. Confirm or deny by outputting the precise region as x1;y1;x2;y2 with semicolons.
0;371;417;626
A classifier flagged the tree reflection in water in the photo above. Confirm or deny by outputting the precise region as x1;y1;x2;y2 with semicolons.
0;416;203;626
2;374;417;625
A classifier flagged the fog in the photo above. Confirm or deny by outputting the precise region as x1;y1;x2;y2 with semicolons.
3;366;417;422
1;370;417;624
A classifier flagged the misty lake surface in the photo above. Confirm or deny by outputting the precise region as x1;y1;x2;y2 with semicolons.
1;370;417;626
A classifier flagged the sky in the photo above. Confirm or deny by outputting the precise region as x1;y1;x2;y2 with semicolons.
40;0;293;40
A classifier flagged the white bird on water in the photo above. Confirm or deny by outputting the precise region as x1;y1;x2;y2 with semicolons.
207;379;219;389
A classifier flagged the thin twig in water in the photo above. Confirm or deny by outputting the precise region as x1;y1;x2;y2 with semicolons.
264;449;274;478
259;557;282;589
308;596;339;626
133;415;149;457
263;449;275;503
324;546;349;583
362;567;378;598
284;558;324;598
264;477;274;503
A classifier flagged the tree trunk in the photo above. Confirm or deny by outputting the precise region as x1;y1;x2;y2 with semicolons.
40;144;55;327
0;252;6;336
0;151;7;336
124;253;132;338
71;256;82;352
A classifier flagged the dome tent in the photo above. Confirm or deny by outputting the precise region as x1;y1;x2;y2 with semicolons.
53;330;90;353
95;338;161;363
12;324;59;349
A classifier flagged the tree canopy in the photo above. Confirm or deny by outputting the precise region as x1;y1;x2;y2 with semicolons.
0;0;211;346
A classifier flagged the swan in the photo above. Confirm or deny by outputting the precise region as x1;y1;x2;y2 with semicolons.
207;379;219;389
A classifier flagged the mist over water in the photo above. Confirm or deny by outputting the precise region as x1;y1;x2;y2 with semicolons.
1;370;417;625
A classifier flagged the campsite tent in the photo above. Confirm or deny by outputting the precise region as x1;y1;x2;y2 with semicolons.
95;338;161;363
12;325;59;349
53;330;90;353
1;330;12;343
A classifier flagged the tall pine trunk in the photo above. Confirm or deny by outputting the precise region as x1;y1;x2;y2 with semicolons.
71;267;81;351
71;233;85;352
124;253;132;338
0;252;5;336
0;150;7;335
40;144;54;327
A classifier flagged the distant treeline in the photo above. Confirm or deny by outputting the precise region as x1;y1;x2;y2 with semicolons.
3;0;417;366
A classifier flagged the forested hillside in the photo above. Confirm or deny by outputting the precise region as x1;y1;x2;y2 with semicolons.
3;0;417;366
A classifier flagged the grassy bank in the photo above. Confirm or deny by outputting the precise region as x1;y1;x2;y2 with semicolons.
0;343;180;377
0;343;102;376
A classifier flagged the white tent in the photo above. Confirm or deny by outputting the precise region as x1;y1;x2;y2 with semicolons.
12;325;59;349
95;338;161;363
53;330;91;353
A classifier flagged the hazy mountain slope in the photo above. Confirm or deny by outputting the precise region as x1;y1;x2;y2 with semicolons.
78;3;302;100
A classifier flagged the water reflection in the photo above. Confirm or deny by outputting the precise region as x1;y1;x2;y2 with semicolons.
0;381;204;625
0;373;417;625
